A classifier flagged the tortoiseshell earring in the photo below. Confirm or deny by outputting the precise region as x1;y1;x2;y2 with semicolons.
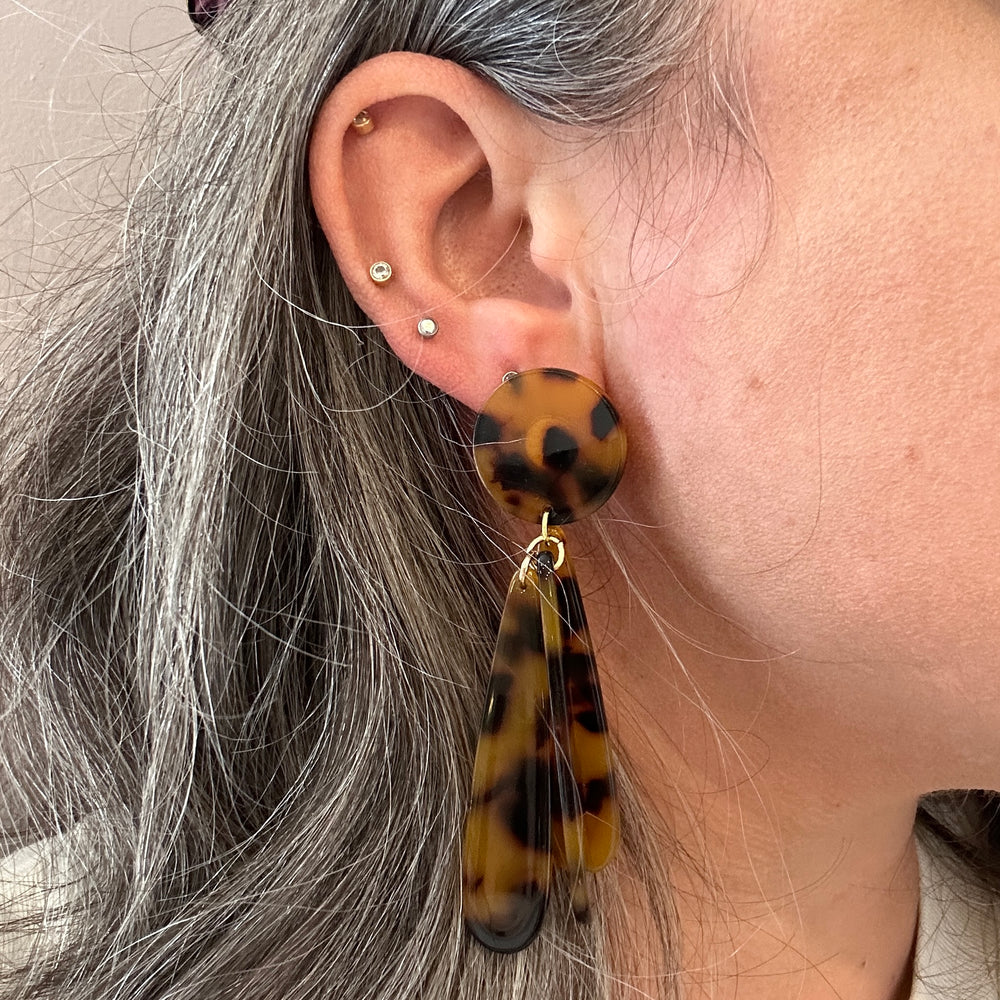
462;367;626;953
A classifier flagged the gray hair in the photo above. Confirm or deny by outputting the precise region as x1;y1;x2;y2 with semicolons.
0;0;719;996
6;0;996;998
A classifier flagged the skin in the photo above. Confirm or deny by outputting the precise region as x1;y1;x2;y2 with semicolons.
308;0;1000;995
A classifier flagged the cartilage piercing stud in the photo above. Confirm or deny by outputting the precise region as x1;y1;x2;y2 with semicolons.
352;110;374;134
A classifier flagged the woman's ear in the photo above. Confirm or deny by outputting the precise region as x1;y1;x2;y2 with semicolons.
308;52;607;410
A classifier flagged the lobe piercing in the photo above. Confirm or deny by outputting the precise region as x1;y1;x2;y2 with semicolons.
369;261;392;284
417;318;438;338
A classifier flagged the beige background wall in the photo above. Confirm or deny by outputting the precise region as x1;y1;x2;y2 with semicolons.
1;1;183;307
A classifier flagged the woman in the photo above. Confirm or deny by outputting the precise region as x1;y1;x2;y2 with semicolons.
1;0;998;996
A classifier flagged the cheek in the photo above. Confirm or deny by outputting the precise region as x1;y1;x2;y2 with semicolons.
610;195;1000;672
603;0;1000;671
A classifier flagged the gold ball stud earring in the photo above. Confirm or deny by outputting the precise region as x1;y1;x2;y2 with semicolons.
369;261;392;284
352;110;374;135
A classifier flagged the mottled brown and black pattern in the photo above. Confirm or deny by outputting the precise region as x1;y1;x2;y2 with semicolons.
465;368;624;950
537;550;591;921
462;568;553;953
462;534;620;952
473;368;627;525
549;533;619;873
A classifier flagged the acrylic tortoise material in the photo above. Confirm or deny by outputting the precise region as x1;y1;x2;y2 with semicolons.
472;368;627;526
461;566;554;952
461;535;619;952
463;368;624;953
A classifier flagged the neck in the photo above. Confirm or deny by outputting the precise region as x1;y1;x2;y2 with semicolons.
586;539;922;1000
624;741;921;1000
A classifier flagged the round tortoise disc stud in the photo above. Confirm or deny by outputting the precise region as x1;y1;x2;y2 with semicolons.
473;368;627;525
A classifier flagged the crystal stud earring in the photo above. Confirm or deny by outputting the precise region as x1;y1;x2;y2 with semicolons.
369;261;392;284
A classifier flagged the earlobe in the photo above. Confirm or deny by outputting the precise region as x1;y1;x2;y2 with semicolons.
307;53;605;410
